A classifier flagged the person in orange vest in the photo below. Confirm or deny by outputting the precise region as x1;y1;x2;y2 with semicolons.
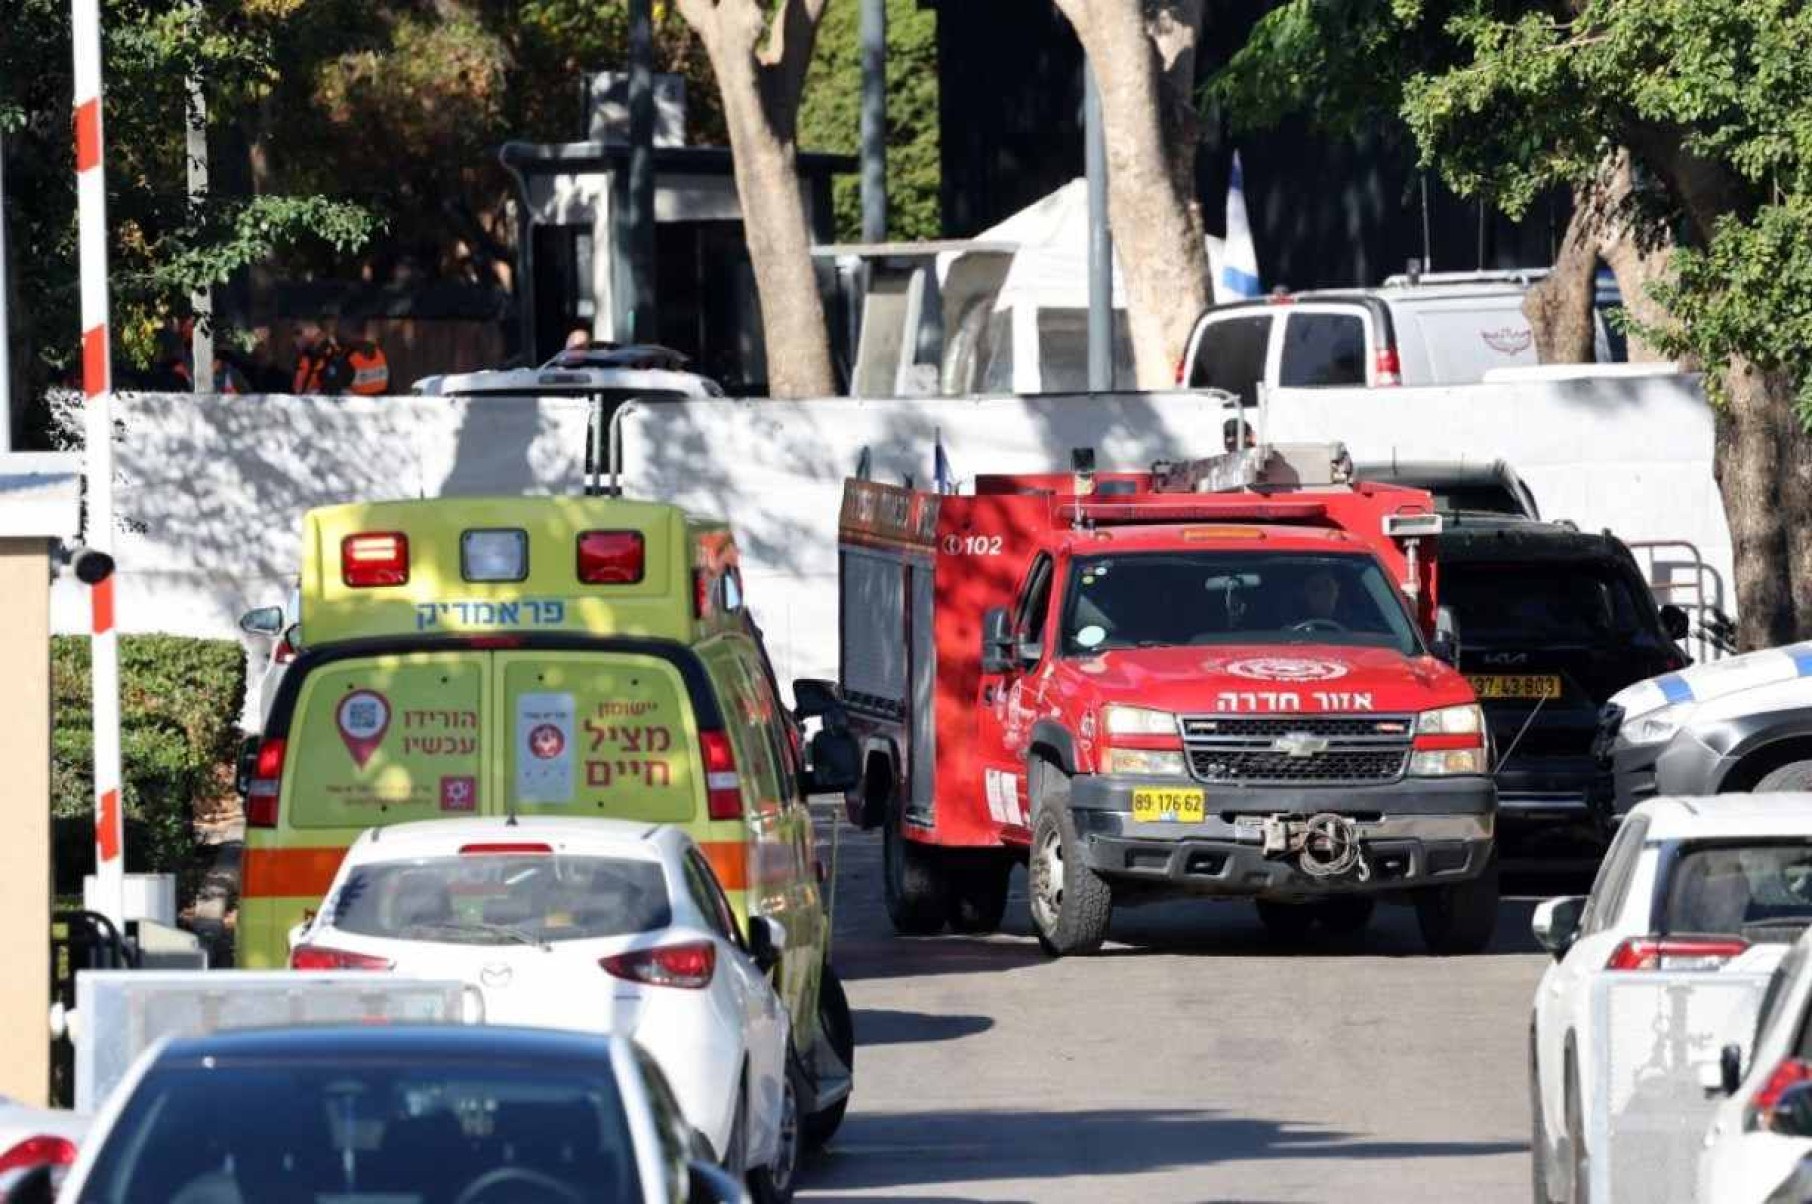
341;317;391;396
291;321;336;393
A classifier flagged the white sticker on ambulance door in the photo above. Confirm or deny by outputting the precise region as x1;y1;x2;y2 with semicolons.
516;692;576;804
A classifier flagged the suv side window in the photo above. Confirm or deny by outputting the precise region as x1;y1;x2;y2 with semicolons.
1583;816;1650;935
1187;314;1273;406
1279;311;1368;386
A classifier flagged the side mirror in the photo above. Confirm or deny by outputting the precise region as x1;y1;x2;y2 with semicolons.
805;728;861;794
1531;896;1586;959
687;1158;751;1204
1659;604;1690;641
1721;1042;1744;1097
1772;1082;1812;1137
239;605;286;637
792;678;844;725
235;736;260;798
981;607;1013;674
746;915;786;974
1431;605;1461;666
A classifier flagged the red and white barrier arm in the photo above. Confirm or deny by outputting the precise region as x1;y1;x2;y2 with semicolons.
73;0;124;927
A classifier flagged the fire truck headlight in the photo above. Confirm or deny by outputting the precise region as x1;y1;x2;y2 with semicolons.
1409;748;1488;776
1104;749;1188;777
1102;705;1178;737
1416;704;1484;736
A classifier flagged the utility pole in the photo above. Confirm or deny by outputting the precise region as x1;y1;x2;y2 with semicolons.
859;0;887;241
625;0;657;344
1084;65;1113;392
0;129;12;453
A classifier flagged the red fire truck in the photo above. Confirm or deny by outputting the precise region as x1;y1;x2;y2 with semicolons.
833;443;1498;956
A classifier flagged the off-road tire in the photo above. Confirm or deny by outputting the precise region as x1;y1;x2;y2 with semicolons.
747;1055;804;1204
1027;765;1113;956
803;964;854;1149
946;853;1013;934
1415;852;1500;955
1756;760;1812;791
1315;895;1375;936
1254;900;1319;942
883;801;947;935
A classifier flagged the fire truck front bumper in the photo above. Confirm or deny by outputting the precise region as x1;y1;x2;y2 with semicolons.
1067;774;1496;900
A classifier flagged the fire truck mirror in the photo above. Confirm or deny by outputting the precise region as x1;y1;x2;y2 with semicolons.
1431;605;1462;665
981;607;1014;673
806;728;862;794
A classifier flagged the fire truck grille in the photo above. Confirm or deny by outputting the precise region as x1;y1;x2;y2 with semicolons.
1180;714;1413;786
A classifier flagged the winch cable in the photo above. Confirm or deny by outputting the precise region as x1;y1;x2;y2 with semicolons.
1296;813;1368;881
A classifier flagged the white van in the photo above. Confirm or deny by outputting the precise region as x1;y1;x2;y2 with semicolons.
1179;272;1624;405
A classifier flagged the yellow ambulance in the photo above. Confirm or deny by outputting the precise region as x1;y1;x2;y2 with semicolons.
238;494;857;1138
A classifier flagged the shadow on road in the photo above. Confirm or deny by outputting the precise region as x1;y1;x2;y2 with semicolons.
854;1008;994;1047
802;1107;1527;1194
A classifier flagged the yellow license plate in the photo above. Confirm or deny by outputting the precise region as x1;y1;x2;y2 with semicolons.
1468;674;1564;700
1132;787;1205;824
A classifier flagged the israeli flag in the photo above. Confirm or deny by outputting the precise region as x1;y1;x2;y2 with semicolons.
1221;152;1262;299
934;428;955;495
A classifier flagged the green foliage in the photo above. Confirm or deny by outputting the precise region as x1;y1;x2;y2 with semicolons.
798;0;942;241
51;636;247;892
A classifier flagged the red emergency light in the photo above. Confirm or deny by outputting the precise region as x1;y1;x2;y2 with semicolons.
342;533;409;588
577;530;646;584
1061;499;1330;525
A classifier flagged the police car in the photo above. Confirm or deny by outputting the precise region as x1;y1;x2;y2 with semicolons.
1601;642;1812;813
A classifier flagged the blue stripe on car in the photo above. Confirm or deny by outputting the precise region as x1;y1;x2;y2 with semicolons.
1656;674;1694;705
1791;647;1812;677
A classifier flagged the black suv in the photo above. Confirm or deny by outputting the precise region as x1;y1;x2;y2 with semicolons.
1437;515;1690;837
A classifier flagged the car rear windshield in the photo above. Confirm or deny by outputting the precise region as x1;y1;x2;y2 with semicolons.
330;854;671;945
74;1061;639;1204
1663;840;1812;943
1440;562;1661;647
1061;551;1421;656
1430;485;1524;516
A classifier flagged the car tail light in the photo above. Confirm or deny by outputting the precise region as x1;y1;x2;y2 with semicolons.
289;945;394;971
1374;347;1402;385
458;842;552;855
700;730;743;820
341;533;409;588
1749;1058;1812;1130
246;738;286;828
1174;352;1187;386
601;941;716;989
577;530;645;585
1605;936;1749;971
0;1135;77;1176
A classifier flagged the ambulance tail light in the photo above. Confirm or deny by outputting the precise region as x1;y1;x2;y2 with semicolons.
289;945;394;971
1605;935;1749;972
700;730;743;820
1374;346;1403;386
577;530;645;585
342;533;409;588
246;738;286;828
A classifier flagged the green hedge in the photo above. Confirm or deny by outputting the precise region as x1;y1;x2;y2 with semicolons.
51;636;247;896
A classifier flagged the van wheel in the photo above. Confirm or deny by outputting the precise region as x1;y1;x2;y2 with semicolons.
946;853;1012;934
1027;766;1112;957
804;964;854;1149
883;802;947;935
1756;760;1812;791
1415;853;1500;955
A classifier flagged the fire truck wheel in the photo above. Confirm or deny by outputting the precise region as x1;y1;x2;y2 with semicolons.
1414;853;1500;955
883;805;949;935
1028;768;1112;957
946;853;1012;934
1253;900;1318;942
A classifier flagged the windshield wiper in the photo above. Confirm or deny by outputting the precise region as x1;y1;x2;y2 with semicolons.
410;920;549;950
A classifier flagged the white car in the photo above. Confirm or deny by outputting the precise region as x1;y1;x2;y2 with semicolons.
0;1097;88;1202
1702;927;1812;1204
288;816;798;1202
1529;794;1812;1204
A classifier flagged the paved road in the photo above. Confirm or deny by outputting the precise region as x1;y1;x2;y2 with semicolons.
797;826;1571;1204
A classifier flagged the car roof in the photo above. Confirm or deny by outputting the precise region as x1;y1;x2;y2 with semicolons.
348;815;679;860
1628;794;1812;841
1437;518;1628;562
1061;523;1373;555
156;1024;629;1068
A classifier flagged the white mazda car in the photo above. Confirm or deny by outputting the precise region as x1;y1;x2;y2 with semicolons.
1529;794;1812;1204
288;816;797;1202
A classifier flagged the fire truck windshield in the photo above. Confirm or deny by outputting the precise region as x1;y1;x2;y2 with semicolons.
1059;551;1422;656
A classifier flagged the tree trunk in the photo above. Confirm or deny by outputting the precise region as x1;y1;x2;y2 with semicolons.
1523;212;1597;363
675;0;835;399
1714;360;1802;649
1055;0;1209;389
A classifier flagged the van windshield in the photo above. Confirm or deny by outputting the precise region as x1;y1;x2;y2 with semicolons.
330;854;671;945
1060;552;1421;656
